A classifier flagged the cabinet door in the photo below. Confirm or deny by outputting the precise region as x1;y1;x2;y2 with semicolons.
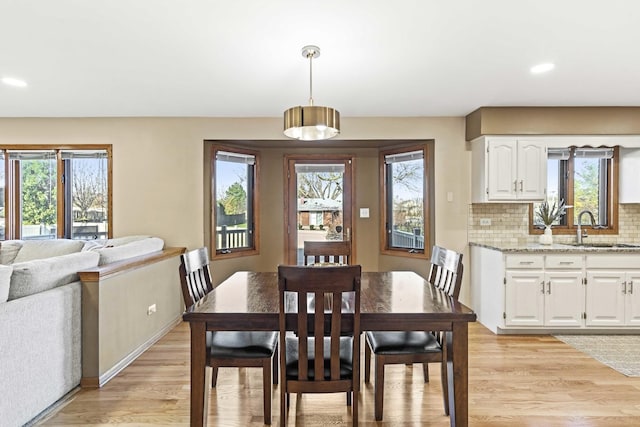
487;140;518;200
544;271;584;327
505;270;545;326
625;271;640;325
585;271;625;326
517;141;547;200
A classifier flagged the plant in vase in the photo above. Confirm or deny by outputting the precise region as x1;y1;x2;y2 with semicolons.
535;199;567;245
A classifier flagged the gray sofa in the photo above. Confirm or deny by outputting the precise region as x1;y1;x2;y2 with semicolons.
0;236;170;427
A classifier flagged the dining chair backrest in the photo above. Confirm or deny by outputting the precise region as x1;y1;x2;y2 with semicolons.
427;245;463;299
303;241;351;265
178;247;213;308
277;264;361;423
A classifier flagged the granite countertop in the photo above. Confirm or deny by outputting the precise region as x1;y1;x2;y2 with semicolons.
469;241;640;253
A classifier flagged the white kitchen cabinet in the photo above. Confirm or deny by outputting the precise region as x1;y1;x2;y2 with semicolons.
472;137;547;202
619;148;640;203
584;255;640;327
505;254;583;328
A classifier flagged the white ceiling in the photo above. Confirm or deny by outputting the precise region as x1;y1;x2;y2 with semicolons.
2;0;640;118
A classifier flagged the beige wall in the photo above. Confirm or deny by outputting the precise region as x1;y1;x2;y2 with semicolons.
0;116;472;303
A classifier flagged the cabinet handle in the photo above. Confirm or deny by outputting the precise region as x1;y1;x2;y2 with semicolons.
519;180;523;192
630;281;634;294
514;180;518;192
541;281;545;294
547;281;551;294
519;261;534;265
559;261;574;265
622;281;627;294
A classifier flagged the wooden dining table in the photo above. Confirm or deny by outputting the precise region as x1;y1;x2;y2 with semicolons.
182;270;476;427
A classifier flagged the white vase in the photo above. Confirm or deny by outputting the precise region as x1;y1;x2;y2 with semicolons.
539;226;553;245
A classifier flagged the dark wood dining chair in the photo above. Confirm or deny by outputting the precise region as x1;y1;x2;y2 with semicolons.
277;264;361;426
303;240;351;265
178;247;278;425
364;245;463;421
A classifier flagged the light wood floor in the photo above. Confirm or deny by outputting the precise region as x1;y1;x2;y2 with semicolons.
40;322;640;426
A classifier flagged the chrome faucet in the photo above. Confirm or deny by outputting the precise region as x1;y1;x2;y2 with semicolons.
576;210;596;245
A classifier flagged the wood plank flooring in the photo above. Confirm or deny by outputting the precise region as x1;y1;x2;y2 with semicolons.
39;322;640;426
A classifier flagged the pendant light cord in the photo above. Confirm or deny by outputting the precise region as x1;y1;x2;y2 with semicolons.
308;50;314;106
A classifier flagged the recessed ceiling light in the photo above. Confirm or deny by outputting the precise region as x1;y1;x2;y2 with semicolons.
1;76;28;87
530;63;555;74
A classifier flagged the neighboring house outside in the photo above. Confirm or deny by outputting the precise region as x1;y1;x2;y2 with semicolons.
297;198;342;234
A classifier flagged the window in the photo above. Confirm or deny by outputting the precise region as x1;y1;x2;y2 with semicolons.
531;146;618;233
1;146;111;241
211;146;258;257
380;143;434;257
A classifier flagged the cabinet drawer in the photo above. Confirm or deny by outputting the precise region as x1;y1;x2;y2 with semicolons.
586;254;640;269
545;255;583;269
505;255;543;269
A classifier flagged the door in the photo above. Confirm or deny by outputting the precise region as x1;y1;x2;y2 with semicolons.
505;270;545;327
585;270;625;326
517;140;547;200
544;270;584;327
487;139;518;200
285;155;354;265
625;272;640;325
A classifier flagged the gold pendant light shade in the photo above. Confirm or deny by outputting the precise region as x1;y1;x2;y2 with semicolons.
283;105;340;141
283;45;340;141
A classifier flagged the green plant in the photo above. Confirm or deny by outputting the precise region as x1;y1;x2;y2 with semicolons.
536;199;567;227
319;224;324;230
298;223;303;230
309;224;315;230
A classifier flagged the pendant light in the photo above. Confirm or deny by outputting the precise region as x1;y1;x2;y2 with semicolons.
284;45;340;141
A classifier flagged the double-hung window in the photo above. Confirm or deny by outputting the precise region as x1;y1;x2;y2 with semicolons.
211;146;258;257
0;146;111;241
380;143;434;257
532;146;617;233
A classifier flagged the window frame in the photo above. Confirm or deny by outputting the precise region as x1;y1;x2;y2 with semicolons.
529;146;619;236
379;142;434;259
210;144;260;259
1;144;112;241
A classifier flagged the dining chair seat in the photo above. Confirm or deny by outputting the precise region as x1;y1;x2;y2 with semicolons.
365;331;440;355
284;335;354;380
209;331;278;359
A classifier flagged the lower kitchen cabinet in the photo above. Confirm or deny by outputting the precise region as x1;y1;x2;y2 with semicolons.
585;254;640;326
505;256;583;328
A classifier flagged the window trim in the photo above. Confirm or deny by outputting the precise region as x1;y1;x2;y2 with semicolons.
210;144;260;260
529;146;619;236
1;144;112;241
379;142;434;259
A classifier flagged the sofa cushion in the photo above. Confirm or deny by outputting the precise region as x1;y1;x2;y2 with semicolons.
8;251;100;301
0;264;13;303
13;239;85;263
97;237;164;265
0;240;24;265
106;235;151;247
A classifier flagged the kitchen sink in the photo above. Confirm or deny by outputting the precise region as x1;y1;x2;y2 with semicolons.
567;242;640;248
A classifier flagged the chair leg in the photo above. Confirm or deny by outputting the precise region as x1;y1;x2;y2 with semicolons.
374;355;385;421
280;386;286;427
352;390;358;426
423;362;430;382
263;359;272;425
441;358;449;416
272;346;279;385
211;366;219;388
364;341;371;383
346;391;351;406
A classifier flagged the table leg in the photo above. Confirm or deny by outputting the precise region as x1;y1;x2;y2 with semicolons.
190;322;209;427
446;322;469;427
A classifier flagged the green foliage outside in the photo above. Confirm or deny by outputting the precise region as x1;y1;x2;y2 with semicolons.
22;160;57;226
574;159;600;223
219;182;247;215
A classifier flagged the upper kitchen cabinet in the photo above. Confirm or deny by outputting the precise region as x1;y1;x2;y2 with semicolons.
472;137;547;203
620;148;640;203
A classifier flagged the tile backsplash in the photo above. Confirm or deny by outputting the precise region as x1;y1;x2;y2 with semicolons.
468;203;640;246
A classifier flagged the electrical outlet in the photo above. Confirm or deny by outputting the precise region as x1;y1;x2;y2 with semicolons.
480;218;492;226
147;304;157;315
